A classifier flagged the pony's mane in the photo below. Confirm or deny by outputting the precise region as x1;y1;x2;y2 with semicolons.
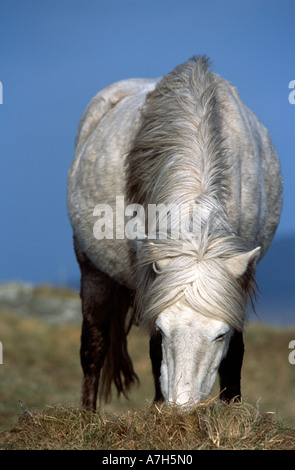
132;210;258;332
125;56;257;331
126;55;229;207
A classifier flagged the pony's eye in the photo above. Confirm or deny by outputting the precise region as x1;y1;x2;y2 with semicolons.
155;325;163;335
152;262;162;274
214;332;227;342
155;323;167;338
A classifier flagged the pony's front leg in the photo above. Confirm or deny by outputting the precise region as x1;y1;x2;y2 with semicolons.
149;331;164;402
218;330;244;403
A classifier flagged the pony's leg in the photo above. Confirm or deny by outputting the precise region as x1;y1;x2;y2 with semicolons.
218;330;244;402
74;238;114;411
74;237;136;411
149;332;164;402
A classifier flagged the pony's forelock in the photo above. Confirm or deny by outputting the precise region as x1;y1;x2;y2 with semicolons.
133;231;257;332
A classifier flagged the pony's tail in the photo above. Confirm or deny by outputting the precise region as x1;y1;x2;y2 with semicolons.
98;286;139;403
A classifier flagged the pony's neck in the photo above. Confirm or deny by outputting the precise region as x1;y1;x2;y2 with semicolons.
126;56;229;213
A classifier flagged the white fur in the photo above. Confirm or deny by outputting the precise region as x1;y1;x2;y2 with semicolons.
68;57;283;405
156;301;232;405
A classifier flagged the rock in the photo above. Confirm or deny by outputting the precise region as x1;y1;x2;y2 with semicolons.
0;282;82;324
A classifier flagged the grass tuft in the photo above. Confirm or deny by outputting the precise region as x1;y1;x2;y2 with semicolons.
1;400;295;450
1;287;295;450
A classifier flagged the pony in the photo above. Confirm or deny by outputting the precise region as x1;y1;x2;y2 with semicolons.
67;56;282;410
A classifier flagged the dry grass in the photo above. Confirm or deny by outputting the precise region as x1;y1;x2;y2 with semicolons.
1;289;295;450
1;400;295;450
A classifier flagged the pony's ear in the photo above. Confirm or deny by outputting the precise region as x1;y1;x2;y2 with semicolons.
225;247;261;278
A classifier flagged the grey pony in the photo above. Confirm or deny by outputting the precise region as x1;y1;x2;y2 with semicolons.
67;56;282;410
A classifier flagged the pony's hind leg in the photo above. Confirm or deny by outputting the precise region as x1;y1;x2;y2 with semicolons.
80;309;109;411
74;237;136;411
218;330;244;402
74;239;113;410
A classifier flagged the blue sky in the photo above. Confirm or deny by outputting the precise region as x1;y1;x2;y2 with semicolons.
1;0;294;286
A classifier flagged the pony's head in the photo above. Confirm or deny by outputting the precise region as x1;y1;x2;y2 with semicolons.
134;237;260;406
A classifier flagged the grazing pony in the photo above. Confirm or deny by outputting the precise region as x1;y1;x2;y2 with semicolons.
67;56;282;410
